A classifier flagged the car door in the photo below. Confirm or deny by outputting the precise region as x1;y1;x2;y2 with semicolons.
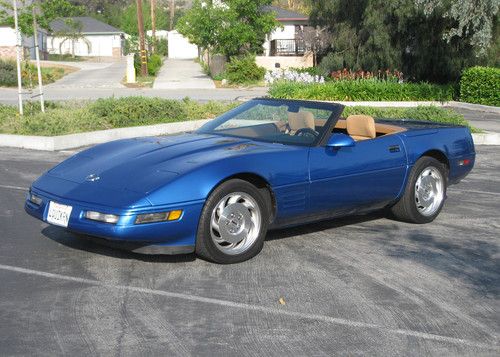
308;134;408;216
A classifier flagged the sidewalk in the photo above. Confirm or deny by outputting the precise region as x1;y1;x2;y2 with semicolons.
153;59;216;89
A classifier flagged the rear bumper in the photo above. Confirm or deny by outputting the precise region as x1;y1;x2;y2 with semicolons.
24;187;204;252
449;152;476;184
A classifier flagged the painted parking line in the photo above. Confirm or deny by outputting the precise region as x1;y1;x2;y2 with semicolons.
0;263;497;351
449;188;500;197
0;184;27;192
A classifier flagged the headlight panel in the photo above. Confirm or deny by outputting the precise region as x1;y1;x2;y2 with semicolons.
85;211;119;224
29;193;43;206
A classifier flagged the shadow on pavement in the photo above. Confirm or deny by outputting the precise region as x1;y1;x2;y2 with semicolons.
42;226;196;263
266;213;384;241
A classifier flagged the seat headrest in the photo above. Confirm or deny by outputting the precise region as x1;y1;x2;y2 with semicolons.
346;115;376;139
288;111;315;131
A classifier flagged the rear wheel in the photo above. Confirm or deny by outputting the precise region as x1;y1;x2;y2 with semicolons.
390;157;447;223
196;179;269;264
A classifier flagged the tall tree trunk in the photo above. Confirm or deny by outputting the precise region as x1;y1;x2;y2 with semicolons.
169;0;175;31
136;0;148;76
150;0;156;53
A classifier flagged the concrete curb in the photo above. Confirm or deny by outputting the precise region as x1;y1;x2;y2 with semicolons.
447;101;500;114
334;101;447;107
0;119;210;151
472;132;500;146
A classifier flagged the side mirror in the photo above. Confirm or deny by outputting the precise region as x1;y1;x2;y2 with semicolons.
326;133;355;149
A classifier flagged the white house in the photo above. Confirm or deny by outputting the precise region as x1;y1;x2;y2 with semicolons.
0;25;48;60
47;17;124;58
257;6;313;70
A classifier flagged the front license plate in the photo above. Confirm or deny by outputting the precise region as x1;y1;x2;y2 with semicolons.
47;201;73;228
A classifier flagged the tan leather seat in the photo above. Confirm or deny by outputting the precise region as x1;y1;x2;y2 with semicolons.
287;111;315;134
346;115;376;141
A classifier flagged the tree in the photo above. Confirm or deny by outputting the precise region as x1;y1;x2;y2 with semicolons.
0;0;85;35
177;0;278;58
272;0;310;14
296;26;331;66
51;18;91;57
310;0;498;83
416;0;499;56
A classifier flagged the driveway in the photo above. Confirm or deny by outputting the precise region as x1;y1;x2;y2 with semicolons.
0;145;498;356
153;58;216;89
44;59;126;89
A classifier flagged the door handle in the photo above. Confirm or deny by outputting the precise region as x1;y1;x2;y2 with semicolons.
389;145;400;153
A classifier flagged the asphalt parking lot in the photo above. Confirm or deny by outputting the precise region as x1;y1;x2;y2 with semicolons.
0;146;498;356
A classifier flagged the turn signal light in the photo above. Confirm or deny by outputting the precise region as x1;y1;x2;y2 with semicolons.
135;210;183;224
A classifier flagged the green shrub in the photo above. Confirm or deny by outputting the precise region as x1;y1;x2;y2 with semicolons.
460;67;500;107
225;55;266;84
89;97;187;127
0;60;17;86
0;59;67;87
343;106;476;131
147;54;163;76
268;80;455;101
134;52;163;77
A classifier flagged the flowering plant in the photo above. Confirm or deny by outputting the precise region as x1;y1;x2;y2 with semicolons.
330;68;404;83
265;69;325;85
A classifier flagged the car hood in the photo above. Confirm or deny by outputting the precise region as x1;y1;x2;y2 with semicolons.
44;133;268;195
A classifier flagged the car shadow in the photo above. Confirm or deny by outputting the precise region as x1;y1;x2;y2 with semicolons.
42;226;196;263
266;213;384;241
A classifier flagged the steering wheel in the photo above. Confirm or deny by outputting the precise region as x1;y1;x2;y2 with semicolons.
295;128;319;139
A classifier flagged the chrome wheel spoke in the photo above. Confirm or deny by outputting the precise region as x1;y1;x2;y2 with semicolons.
209;192;261;256
414;166;444;216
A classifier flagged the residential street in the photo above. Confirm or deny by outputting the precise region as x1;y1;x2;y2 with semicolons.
0;146;498;356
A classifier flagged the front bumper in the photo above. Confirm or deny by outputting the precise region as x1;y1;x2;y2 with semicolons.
25;187;204;254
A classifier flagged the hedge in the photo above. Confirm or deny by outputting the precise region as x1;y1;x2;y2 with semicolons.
0;98;237;136
460;67;500;107
0;98;477;136
268;80;455;102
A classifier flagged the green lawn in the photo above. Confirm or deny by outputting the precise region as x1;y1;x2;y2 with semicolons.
0;97;477;136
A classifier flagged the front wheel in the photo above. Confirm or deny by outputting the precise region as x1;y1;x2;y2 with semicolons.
390;157;447;223
196;179;269;264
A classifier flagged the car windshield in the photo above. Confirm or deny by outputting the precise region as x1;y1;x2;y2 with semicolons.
196;99;342;146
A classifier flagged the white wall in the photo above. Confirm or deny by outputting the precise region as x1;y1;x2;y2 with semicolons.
47;34;122;57
0;27;17;46
256;53;313;70
263;23;299;56
147;30;168;39
168;30;198;59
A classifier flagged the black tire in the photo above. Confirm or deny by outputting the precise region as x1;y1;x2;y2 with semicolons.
195;179;270;264
390;156;447;224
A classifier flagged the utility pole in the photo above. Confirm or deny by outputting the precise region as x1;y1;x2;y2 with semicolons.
169;0;175;31
136;0;148;76
150;0;156;53
12;0;23;115
32;1;45;112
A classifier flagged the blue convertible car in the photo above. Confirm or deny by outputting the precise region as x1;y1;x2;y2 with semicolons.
26;99;475;263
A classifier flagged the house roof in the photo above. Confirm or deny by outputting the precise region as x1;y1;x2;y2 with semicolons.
50;17;122;34
262;5;308;22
